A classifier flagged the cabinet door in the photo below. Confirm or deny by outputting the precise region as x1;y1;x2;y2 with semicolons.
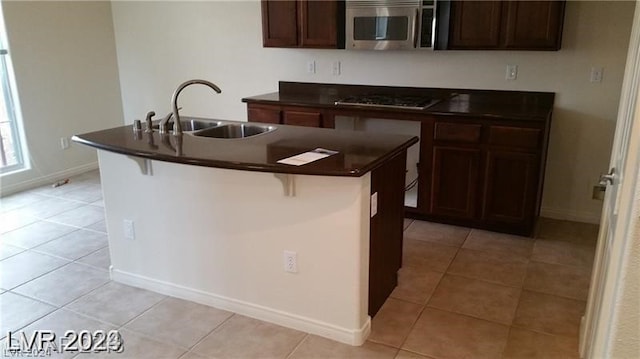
299;0;338;48
247;104;281;124
283;110;322;127
482;151;538;225
430;146;481;219
448;1;502;49
503;1;565;50
262;0;298;47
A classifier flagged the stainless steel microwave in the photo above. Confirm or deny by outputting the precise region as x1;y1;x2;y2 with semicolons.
346;0;437;50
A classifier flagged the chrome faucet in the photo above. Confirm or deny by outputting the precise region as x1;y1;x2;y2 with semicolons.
160;79;222;136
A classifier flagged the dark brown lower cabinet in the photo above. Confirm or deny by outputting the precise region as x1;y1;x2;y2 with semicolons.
424;119;546;235
247;103;324;127
283;109;322;127
430;146;480;219
247;104;282;124
482;150;539;229
245;101;549;235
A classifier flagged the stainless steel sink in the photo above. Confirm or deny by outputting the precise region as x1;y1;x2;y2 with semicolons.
192;123;276;139
153;119;222;132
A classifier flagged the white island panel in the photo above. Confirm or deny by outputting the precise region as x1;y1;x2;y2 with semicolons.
98;150;372;345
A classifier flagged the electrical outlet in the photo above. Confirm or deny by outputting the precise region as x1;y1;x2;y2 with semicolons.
283;250;297;273
590;67;604;83
332;61;341;76
307;60;316;74
123;219;135;240
506;65;518;80
60;137;70;150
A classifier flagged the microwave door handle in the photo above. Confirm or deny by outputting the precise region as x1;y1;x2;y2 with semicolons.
413;9;420;48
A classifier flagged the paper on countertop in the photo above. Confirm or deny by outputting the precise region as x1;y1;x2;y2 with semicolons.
277;148;339;166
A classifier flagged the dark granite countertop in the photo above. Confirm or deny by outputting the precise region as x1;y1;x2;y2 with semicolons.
242;82;555;122
72;119;418;177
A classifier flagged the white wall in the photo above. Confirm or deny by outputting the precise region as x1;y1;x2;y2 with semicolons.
0;1;123;195
111;0;634;224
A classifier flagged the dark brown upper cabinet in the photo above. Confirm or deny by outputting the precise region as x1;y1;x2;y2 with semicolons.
449;1;503;49
261;0;342;49
447;0;565;50
503;1;565;49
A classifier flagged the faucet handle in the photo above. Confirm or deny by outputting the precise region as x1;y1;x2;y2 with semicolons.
158;111;173;134
133;119;142;131
145;111;155;133
158;108;183;134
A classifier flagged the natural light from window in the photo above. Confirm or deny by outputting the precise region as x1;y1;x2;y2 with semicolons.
0;3;26;174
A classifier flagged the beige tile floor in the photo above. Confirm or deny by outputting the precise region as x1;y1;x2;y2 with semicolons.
0;170;598;358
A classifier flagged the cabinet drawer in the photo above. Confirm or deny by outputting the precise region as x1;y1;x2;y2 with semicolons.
283;111;322;127
434;122;482;143
489;126;541;149
248;105;281;124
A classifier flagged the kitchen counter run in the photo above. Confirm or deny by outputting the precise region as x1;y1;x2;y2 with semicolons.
242;82;555;122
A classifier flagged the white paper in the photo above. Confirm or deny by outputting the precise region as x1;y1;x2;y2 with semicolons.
277;148;338;166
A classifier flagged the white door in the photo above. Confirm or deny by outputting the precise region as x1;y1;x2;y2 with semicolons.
579;4;640;358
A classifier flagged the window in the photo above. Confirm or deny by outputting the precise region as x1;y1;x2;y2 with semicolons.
0;5;27;174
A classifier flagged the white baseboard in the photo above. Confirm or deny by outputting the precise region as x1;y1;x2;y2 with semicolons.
0;162;99;196
111;269;371;346
540;206;601;224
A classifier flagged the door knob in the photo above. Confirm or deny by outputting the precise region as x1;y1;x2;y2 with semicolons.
599;168;616;186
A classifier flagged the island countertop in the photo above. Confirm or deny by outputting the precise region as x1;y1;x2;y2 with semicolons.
72;119;418;177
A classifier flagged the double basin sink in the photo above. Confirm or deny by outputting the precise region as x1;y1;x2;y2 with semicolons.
154;119;275;139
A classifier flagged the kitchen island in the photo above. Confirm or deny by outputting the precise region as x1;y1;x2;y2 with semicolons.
73;119;417;346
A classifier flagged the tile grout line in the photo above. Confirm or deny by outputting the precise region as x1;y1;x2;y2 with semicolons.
284;333;309;359
2;257;72;292
384;223;458;354
528;256;595;271
57;280;118;322
0;291;61;341
116;295;171;331
424;301;516;328
8;261;110;307
29;241;109;264
167;311;238;355
1;197;101;226
499;325;515;359
509;323;585;341
71;247;111;271
442;268;527;290
115;293;242;355
392;224;454;354
9;227;84;251
188;313;237;349
387;301;428;353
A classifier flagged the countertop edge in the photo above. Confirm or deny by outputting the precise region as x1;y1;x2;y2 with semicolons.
72;133;419;178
